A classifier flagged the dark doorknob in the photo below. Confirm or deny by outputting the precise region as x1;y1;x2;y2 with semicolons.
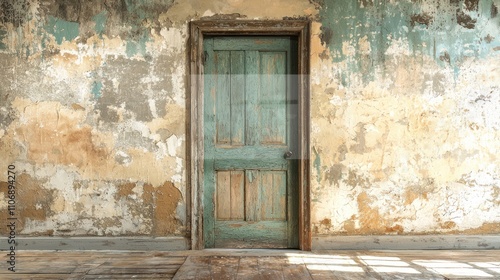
284;151;293;159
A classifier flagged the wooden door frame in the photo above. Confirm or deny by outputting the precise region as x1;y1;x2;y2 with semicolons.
189;20;311;250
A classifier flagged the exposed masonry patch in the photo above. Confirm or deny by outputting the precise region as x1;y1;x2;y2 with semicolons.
456;11;476;29
98;57;154;122
319;25;333;46
411;13;434;27
464;0;479;12
41;0;175;40
0;0;31;27
0;174;55;236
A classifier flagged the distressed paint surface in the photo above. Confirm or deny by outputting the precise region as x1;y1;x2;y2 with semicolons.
203;37;298;248
0;0;186;236
311;0;500;235
0;0;499;239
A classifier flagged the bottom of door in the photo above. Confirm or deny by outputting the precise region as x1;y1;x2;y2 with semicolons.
214;221;288;248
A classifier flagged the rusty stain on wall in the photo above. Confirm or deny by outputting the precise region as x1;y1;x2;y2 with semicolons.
143;181;182;235
0;174;55;235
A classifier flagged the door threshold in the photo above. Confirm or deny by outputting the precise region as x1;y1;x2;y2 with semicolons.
191;248;305;257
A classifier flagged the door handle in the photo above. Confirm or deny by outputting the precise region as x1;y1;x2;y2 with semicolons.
284;151;293;159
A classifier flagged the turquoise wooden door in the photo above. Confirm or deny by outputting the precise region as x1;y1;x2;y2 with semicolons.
203;36;299;248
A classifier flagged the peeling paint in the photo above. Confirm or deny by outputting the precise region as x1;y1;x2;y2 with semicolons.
91;81;103;99
0;0;499;240
0;0;31;27
318;0;500;84
313;148;321;184
143;181;182;235
456;11;477;29
45;16;80;44
0;29;7;49
93;11;107;36
311;0;500;236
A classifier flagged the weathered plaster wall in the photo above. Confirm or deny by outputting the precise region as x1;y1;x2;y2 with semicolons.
311;0;500;235
0;0;187;236
0;0;499;238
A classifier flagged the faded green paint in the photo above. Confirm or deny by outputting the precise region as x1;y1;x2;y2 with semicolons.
45;16;80;44
126;32;149;57
0;29;7;50
319;0;500;84
313;149;321;184
93;11;107;36
123;0;174;21
124;0;150;21
214;221;288;247
203;37;298;248
91;81;103;99
121;0;173;57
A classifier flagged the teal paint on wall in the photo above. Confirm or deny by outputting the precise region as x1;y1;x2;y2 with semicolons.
91;81;103;99
45;16;80;44
124;0;149;20
121;0;160;58
0;29;7;50
313;149;321;184
126;41;138;57
123;0;174;21
93;11;108;37
126;32;149;57
318;0;500;84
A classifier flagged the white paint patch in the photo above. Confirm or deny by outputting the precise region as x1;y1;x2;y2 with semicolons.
148;99;159;119
140;75;161;84
202;10;215;17
474;169;500;186
330;95;343;106
155;141;168;159
132;184;144;197
0;194;7;210
342;41;356;57
121;120;152;139
455;58;500;130
170;70;186;106
166;135;181;157
47;169;77;198
21;219;58;235
115;150;132;165
176;200;187;225
159;27;184;54
385;38;412;58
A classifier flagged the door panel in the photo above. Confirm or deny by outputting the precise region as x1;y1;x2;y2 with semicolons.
214;170;288;247
215;170;244;220
204;36;298;248
260;52;287;145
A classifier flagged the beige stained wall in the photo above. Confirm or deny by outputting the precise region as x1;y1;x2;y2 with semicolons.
0;0;499;238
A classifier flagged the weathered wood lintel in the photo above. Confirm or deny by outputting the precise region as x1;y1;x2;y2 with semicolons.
189;20;311;250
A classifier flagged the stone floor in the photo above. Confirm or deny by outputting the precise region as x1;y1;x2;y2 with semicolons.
1;250;499;279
